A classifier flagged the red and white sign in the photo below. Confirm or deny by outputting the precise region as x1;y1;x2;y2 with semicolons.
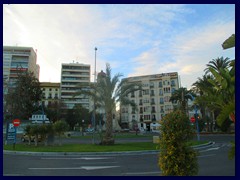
190;117;195;123
12;119;21;127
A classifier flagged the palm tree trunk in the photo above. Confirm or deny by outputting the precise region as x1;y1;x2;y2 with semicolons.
102;111;114;145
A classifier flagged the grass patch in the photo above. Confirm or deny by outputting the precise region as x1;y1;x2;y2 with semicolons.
3;142;157;152
70;133;153;139
3;141;208;152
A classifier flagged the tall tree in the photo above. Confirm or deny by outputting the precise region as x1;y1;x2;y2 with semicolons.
5;71;42;120
192;75;214;132
169;87;194;114
75;63;141;145
204;56;230;75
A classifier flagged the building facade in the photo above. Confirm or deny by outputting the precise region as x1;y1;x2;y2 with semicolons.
40;82;61;107
120;72;179;131
3;46;40;109
60;62;91;109
3;46;39;87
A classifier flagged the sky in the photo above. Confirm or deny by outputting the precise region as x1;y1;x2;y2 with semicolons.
3;4;235;89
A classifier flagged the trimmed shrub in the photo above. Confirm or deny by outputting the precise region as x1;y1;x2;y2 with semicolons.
158;110;198;176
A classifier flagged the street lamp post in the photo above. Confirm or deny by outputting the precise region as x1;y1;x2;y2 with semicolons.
82;120;84;136
92;47;97;144
188;94;200;141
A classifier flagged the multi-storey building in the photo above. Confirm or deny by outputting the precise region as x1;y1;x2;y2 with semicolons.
3;46;39;87
60;62;91;110
40;82;61;107
120;72;179;131
3;46;39;109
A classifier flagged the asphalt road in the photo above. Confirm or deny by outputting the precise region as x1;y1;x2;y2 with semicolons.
3;134;235;176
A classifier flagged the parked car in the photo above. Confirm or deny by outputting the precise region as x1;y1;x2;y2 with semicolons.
21;134;42;142
85;128;94;133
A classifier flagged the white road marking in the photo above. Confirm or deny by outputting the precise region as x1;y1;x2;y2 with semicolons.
198;154;216;158
29;166;119;170
81;166;119;170
74;161;118;165
199;147;220;152
41;157;110;160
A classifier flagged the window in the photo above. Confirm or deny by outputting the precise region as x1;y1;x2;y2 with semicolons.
159;89;163;95
160;97;164;104
150;90;154;96
159;81;162;87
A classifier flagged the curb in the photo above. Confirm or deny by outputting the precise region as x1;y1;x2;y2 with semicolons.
3;141;214;156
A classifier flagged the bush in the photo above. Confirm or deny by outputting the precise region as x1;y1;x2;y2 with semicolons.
158;110;198;176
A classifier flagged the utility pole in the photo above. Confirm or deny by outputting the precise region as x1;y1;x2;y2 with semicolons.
92;47;97;144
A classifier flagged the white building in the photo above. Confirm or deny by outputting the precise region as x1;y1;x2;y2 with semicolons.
3;46;39;89
120;72;179;131
60;62;91;109
29;110;50;124
40;82;60;107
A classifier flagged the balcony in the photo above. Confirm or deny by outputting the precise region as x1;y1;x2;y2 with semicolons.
151;101;155;105
151;109;156;113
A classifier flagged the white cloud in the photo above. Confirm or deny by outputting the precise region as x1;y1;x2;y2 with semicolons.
129;16;235;89
3;4;235;88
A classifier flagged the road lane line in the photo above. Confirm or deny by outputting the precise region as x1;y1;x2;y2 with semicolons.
74;162;118;165
41;157;111;160
29;166;120;170
199;147;220;152
197;154;216;158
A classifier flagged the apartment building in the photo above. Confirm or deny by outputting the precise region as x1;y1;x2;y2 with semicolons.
3;46;40;108
60;62;91;109
120;72;179;131
40;82;61;107
3;46;39;87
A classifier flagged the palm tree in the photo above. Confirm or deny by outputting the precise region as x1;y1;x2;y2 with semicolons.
169;87;194;114
75;63;141;145
204;57;230;74
192;75;214;132
222;34;235;50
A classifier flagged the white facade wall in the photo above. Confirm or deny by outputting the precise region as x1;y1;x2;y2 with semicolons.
121;72;179;131
60;62;91;109
40;82;60;107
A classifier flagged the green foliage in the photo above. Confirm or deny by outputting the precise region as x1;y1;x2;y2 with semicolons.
169;88;195;113
5;71;42;120
53;120;69;135
222;34;235;49
75;63;141;145
158;110;198;176
53;120;69;145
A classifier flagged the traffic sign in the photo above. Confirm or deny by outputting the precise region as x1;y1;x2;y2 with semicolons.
13;119;21;127
190;116;195;123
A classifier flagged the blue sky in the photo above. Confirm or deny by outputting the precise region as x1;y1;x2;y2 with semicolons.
3;4;235;89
